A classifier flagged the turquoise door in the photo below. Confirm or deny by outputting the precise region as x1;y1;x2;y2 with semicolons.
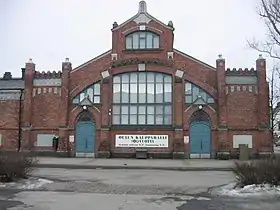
75;121;95;153
190;122;211;156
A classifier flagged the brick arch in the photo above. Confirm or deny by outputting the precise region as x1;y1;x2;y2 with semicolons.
110;64;175;77
70;75;102;99
122;26;162;36
69;105;101;129
70;80;102;99
183;75;217;100
183;105;217;130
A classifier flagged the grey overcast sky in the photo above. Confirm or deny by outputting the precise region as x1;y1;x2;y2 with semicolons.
0;0;278;77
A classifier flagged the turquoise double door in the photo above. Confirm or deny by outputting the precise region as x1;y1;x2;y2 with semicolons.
75;121;95;154
189;121;211;158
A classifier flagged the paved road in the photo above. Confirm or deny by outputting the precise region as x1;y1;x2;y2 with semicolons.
1;168;280;210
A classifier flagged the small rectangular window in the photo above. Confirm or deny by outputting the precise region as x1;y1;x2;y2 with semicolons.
121;106;129;114
113;115;120;124
139;38;146;49
138;115;146;124
146;33;153;48
113;105;120;114
155;115;163;124
93;96;100;103
147;114;154;124
186;95;192;103
126;36;133;49
121;114;129;124
121;84;129;103
132;33;139;49
153;36;159;48
94;84;100;95
130;105;137;114
130;114;137;124
164;115;172;125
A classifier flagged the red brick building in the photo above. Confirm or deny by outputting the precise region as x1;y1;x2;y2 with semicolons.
0;1;272;158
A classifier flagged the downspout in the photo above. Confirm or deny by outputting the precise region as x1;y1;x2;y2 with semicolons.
17;89;23;152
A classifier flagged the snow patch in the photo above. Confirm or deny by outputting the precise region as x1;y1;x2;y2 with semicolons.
213;182;280;197
0;178;53;190
18;178;53;189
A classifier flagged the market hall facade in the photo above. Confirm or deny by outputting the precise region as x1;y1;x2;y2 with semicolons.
0;1;272;158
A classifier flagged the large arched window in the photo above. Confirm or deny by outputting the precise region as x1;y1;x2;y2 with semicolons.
185;82;214;104
72;82;101;104
113;72;172;125
125;31;159;50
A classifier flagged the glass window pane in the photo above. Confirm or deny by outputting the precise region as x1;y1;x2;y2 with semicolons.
155;105;163;114
147;115;154;124
114;76;121;83
164;76;172;83
138;106;146;114
139;32;146;38
139;73;146;83
164;115;172;125
147;84;155;103
155;83;163;103
122;74;129;83
126;36;133;49
147;106;154;114
192;86;199;98
153;36;159;48
146;33;153;48
94;83;100;95
130;83;137;102
155;115;163;124
156;74;163;82
121;105;129;114
198;91;207;101
130;105;137;114
130;73;137;83
185;83;191;94
93;96;100;103
113;84;121;103
113;105;120;114
121;115;129;124
164;105;172;115
139;38;146;49
207;97;214;103
138;115;146;124
186;95;192;103
138;83;146;103
164;83;172;102
121;84;129;103
87;88;94;102
130;114;137;124
80;93;85;102
113;115;120;124
147;72;154;83
133;33;139;49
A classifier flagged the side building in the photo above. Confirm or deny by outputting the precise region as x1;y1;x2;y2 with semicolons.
0;1;272;158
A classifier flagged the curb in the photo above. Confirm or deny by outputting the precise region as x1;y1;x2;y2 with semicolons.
32;164;234;171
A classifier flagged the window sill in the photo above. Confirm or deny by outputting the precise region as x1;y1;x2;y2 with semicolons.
123;48;164;54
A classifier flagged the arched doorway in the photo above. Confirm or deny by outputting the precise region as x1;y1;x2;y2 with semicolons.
75;111;95;157
189;111;211;159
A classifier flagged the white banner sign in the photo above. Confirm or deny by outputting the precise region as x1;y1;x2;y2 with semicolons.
115;135;168;148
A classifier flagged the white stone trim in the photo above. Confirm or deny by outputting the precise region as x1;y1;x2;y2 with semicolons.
138;64;146;71
101;70;110;79
190;154;211;159
33;79;61;87
175;69;184;78
111;53;118;61
75;153;95;158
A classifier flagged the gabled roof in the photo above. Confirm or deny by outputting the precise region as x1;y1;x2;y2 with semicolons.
112;1;174;31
